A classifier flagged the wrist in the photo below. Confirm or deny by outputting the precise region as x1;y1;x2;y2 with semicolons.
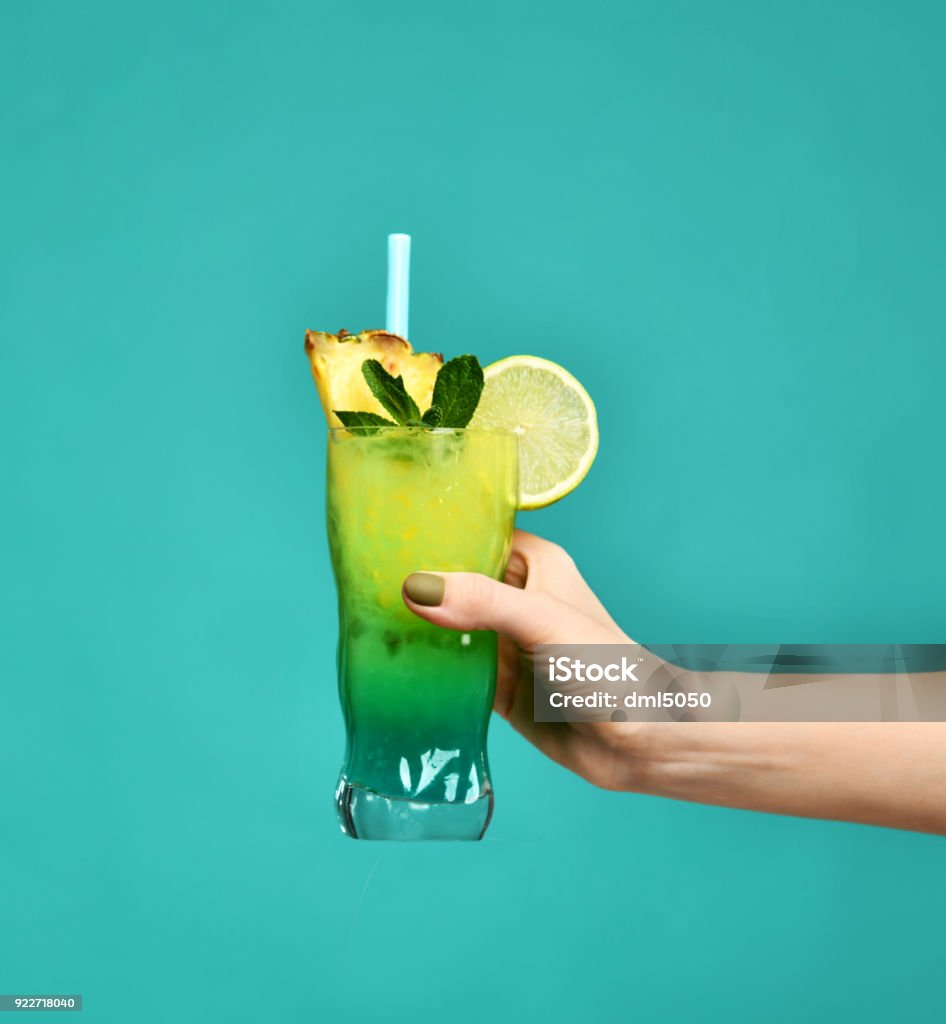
598;721;796;802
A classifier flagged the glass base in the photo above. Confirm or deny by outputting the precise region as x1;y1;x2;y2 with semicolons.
335;777;494;841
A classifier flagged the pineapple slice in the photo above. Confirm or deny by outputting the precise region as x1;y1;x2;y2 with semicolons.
304;329;443;428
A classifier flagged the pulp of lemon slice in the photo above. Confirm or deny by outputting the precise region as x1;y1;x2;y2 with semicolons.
304;330;443;428
470;355;598;510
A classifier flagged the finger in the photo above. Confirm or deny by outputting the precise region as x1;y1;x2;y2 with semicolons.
502;546;529;590
501;529;556;589
505;530;624;634
402;571;616;649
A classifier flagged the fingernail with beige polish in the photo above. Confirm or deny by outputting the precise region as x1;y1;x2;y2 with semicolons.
403;572;445;607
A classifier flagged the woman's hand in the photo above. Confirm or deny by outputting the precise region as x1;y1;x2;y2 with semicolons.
401;529;648;791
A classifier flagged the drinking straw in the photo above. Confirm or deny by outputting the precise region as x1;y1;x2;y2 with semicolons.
385;233;411;337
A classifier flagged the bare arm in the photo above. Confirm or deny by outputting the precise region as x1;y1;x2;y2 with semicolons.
604;721;946;835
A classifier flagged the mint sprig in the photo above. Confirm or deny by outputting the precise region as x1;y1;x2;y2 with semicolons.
334;353;484;431
429;355;484;429
361;359;420;425
333;410;397;433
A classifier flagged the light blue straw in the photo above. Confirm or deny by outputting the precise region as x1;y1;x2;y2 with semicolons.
385;233;411;337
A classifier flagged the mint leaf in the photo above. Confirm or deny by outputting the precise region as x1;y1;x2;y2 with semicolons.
334;410;397;433
421;406;442;427
430;355;484;428
361;359;420;425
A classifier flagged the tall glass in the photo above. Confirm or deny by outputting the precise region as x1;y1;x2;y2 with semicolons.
327;426;518;840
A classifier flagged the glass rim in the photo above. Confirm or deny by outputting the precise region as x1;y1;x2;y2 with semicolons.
328;425;518;437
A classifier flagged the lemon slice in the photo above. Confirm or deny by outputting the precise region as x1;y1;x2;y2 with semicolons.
471;355;598;510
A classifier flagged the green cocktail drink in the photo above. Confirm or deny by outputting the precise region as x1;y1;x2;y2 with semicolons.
327;426;518;840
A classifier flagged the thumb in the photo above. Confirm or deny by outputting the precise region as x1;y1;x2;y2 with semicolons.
401;571;616;649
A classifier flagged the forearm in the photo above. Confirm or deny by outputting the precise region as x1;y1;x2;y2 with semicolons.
625;722;946;834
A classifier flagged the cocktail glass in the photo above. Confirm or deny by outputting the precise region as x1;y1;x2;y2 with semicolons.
327;426;518;840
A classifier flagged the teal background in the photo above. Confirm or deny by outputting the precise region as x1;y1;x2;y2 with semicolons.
2;1;945;1021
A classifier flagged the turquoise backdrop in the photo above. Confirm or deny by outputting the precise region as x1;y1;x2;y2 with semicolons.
2;1;945;1021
